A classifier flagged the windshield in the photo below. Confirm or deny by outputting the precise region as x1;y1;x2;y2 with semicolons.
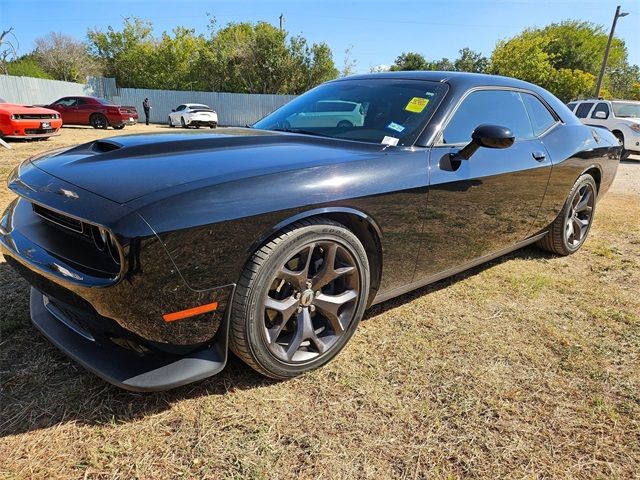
612;101;640;118
96;97;115;106
253;79;447;146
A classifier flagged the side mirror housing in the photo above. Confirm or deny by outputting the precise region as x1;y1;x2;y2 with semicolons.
456;124;515;160
593;111;607;119
171;109;176;112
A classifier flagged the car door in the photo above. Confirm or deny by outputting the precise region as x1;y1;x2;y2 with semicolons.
73;98;91;125
171;105;185;124
50;97;76;124
413;88;553;280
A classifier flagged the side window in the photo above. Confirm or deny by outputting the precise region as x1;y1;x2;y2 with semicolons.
54;98;76;107
442;90;534;144
591;102;609;119
575;102;594;118
176;105;186;111
522;93;557;136
566;102;577;112
75;98;86;106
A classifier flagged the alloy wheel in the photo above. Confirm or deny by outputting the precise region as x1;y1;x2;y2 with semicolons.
261;241;360;363
565;182;595;248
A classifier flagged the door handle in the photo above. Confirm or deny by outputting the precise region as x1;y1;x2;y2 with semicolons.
532;151;546;161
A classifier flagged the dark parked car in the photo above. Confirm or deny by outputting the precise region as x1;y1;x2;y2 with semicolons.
1;72;620;391
45;96;138;129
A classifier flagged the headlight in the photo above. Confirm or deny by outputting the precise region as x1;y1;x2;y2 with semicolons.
10;114;19;120
629;123;640;133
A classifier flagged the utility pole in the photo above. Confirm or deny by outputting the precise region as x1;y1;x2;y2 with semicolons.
594;5;628;98
279;14;284;32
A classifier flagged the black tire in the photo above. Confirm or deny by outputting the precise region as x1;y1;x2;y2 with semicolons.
210;122;217;129
337;120;353;128
168;117;175;128
537;174;597;255
90;113;108;129
181;117;187;128
229;218;370;379
613;132;630;160
113;124;125;130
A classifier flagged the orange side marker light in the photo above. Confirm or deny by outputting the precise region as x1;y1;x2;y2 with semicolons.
162;302;218;322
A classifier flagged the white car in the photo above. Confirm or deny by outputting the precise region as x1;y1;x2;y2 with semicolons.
284;100;365;129
168;103;218;129
567;99;640;160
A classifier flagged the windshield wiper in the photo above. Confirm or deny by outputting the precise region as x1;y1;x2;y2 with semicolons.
271;128;331;138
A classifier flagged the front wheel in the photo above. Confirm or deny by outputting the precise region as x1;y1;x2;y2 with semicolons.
229;218;370;379
537;174;597;255
168;117;174;127
181;117;187;128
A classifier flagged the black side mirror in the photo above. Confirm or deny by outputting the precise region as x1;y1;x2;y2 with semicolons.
456;124;515;160
171;109;175;112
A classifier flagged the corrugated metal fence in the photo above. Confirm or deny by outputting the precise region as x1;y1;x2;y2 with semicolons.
0;75;90;104
0;75;296;126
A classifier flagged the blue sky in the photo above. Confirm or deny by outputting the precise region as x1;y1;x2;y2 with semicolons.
1;0;638;73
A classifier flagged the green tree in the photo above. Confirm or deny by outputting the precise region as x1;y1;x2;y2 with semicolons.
453;48;489;73
390;52;428;71
6;54;53;79
490;20;636;101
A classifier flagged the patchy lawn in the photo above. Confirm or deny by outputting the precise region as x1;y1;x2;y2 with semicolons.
1;129;639;479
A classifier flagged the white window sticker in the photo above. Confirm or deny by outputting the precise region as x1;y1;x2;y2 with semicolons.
381;136;399;146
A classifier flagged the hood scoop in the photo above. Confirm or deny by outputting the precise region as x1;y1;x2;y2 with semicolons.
91;140;123;153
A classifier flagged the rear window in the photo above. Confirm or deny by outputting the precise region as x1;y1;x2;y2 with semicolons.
575;102;594;118
522;93;557;136
96;98;115;106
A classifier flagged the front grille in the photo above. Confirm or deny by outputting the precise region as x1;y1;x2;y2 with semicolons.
14;113;57;119
32;203;84;234
24;128;56;135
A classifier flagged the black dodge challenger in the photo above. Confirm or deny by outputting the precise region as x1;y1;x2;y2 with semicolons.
1;72;620;391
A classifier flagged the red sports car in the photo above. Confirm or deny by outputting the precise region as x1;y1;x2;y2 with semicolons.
46;96;138;130
0;98;62;140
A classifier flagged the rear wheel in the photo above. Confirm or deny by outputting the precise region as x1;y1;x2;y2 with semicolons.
90;113;108;129
537;174;597;255
229;218;370;379
210;122;217;129
113;124;125;130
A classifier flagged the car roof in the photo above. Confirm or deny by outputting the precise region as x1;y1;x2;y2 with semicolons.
332;71;546;91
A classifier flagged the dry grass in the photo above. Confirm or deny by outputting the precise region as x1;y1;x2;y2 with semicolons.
1;129;639;479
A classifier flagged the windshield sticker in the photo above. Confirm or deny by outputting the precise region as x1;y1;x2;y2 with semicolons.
381;136;399;146
405;97;429;113
386;122;405;133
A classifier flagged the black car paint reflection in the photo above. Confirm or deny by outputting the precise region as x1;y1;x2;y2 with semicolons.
0;72;620;390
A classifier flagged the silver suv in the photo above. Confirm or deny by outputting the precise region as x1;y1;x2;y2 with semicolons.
567;99;640;160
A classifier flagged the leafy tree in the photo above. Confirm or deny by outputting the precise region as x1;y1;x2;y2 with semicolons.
453;48;489;73
6;54;53;79
34;32;100;82
490;20;636;101
390;52;428;71
426;58;454;71
88;18;337;94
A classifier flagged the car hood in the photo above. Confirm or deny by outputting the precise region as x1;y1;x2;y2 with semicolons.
30;128;386;204
0;103;59;115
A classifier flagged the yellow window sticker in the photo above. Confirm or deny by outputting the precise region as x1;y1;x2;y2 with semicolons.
405;97;429;113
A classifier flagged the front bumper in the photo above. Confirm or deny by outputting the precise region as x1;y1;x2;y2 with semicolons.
30;288;229;391
1;119;62;138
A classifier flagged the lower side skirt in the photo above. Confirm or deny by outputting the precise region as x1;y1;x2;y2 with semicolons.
30;288;229;392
